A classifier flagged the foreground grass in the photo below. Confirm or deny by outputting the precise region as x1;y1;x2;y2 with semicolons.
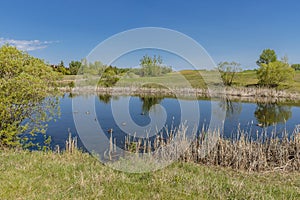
1;150;300;199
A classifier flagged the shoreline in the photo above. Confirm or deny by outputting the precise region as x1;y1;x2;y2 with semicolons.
59;86;300;102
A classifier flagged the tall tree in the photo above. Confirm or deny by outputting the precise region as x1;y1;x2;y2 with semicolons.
139;55;170;77
281;55;289;64
69;60;81;75
256;49;277;66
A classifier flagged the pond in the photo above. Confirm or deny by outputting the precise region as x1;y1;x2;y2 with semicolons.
45;93;300;150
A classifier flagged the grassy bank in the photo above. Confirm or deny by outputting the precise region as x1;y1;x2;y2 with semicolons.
1;149;300;199
59;70;300;97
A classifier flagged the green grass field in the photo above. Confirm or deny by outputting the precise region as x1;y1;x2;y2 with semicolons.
124;70;300;92
1;150;300;199
117;70;224;89
61;70;300;93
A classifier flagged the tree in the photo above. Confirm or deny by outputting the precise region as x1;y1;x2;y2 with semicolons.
59;60;64;67
139;55;171;77
256;49;277;66
257;61;295;87
0;45;59;148
291;64;300;71
56;60;70;75
281;55;289;64
69;61;82;75
217;61;241;86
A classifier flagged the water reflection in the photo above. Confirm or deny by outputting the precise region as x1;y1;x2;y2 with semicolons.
98;94;112;104
44;94;300;150
254;103;292;127
68;92;76;98
140;96;164;113
98;94;121;104
97;94;165;114
71;93;294;129
218;98;242;119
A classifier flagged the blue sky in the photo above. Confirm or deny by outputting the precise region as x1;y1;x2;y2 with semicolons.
1;0;300;69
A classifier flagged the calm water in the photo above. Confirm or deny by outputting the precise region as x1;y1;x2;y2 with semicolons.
45;94;300;150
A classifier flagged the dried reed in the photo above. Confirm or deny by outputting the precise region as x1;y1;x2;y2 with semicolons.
120;124;300;172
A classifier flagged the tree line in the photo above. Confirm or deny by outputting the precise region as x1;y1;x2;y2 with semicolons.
51;55;172;77
52;55;173;88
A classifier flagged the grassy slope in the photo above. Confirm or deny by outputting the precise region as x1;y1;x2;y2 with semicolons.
1;150;300;199
62;70;300;92
117;70;229;89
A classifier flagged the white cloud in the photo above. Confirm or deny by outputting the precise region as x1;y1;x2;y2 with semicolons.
0;37;58;51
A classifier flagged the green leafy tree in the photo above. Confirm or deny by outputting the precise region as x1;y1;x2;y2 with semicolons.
256;49;277;66
56;60;70;75
0;45;59;148
257;61;295;87
69;61;81;75
77;58;88;75
217;61;241;86
77;60;109;76
89;61;105;75
291;64;300;71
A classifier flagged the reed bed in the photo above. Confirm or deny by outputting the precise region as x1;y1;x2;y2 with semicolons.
61;121;300;172
107;124;300;172
188;128;300;172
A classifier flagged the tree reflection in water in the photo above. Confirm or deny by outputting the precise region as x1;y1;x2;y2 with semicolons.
218;98;242;119
98;94;112;104
254;103;292;127
140;96;164;114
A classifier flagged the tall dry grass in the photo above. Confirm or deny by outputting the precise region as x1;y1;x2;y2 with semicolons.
62;86;300;100
189;127;300;172
117;124;300;172
62;122;300;172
